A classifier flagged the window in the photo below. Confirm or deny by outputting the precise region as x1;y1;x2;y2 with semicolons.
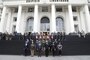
56;17;64;32
0;8;2;13
56;7;63;12
73;16;78;21
26;0;30;2
72;7;77;12
40;17;50;32
26;17;34;32
42;7;48;12
0;15;1;22
28;7;34;12
13;17;17;22
14;8;18;13
89;7;90;12
74;24;79;32
12;25;16;33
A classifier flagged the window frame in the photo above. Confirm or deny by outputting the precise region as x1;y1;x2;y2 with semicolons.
28;7;34;12
13;17;17;22
56;7;63;12
72;7;77;12
42;7;48;12
14;8;18;13
73;16;78;21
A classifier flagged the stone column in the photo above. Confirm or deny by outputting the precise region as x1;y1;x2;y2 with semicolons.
79;7;86;33
51;4;56;33
6;8;12;34
16;5;22;33
68;4;74;33
84;4;90;33
0;6;6;33
33;4;38;32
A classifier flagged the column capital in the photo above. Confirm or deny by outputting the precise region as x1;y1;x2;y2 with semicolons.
2;5;7;7
18;5;22;9
51;4;55;5
68;4;72;9
51;4;55;8
18;5;22;7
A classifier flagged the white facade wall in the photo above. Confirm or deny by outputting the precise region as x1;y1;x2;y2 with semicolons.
0;0;90;34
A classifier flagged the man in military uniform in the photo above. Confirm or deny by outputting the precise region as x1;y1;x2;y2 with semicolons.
30;40;35;57
37;40;42;57
57;42;62;56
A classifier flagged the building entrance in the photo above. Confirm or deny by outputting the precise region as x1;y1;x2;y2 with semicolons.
40;17;50;33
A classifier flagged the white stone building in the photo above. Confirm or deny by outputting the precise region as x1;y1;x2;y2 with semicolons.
0;0;90;35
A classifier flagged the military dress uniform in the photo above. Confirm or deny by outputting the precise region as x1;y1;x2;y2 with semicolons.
57;43;62;55
31;40;35;57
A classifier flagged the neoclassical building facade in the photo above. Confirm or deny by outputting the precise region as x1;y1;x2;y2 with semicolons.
0;0;90;34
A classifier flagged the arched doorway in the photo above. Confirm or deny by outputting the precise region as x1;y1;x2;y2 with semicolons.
40;17;50;35
56;17;64;32
26;17;34;33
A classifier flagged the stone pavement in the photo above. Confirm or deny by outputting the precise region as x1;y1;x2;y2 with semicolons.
0;55;90;60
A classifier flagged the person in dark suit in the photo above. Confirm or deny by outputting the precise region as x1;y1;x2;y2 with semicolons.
52;42;56;56
24;39;30;56
2;33;6;40
81;30;85;38
0;32;2;40
5;32;9;40
45;40;49;57
62;32;66;41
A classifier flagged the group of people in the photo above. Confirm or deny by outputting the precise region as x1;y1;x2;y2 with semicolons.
69;30;86;38
0;32;65;57
0;30;86;41
0;31;86;57
24;32;64;57
0;32;23;40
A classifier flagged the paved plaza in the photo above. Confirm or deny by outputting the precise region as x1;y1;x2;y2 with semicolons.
0;55;90;60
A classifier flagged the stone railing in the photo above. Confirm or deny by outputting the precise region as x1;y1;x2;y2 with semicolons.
26;0;68;2
50;0;68;2
26;0;40;2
